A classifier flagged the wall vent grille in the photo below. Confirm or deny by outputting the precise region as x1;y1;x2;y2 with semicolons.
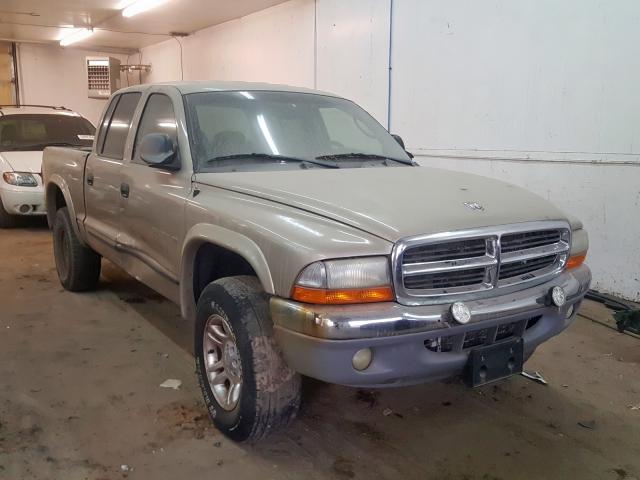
86;57;120;99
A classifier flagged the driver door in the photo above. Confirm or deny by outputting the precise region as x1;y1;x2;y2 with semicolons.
117;86;191;302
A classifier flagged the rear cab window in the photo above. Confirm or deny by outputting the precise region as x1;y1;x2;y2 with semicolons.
100;92;142;159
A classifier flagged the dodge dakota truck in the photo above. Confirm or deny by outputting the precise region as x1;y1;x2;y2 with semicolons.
42;81;591;442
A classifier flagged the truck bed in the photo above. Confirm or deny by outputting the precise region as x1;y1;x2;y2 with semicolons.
42;146;92;225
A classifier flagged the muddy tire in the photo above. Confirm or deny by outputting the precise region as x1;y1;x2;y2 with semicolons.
195;276;301;443
52;207;101;291
0;200;17;228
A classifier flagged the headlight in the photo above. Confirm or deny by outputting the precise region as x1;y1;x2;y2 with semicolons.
3;172;38;187
292;256;394;304
567;229;588;269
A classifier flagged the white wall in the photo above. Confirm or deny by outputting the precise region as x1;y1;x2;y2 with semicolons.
391;0;640;155
17;43;129;125
315;0;390;124
144;0;315;88
132;0;639;301
141;0;391;122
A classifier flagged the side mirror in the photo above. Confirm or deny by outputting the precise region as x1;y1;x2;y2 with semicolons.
139;133;179;170
391;133;414;159
391;133;405;149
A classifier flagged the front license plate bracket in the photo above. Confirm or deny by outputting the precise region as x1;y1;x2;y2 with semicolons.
465;338;524;387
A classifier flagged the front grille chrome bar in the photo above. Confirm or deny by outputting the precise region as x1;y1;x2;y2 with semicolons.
402;254;497;276
500;242;568;263
392;220;571;306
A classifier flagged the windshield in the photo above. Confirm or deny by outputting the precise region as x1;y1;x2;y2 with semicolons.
0;114;95;151
184;91;412;172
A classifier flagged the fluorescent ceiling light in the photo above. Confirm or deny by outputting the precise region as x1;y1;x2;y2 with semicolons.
122;0;169;18
59;28;94;46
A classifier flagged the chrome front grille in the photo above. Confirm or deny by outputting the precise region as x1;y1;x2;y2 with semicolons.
498;254;557;280
404;266;487;290
501;230;562;253
392;221;571;305
402;238;487;263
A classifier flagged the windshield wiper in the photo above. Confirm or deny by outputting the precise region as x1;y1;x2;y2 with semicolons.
316;152;414;166
206;153;340;169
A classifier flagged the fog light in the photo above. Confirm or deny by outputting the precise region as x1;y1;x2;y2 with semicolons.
352;348;372;371
565;304;575;319
19;204;31;214
451;302;471;324
550;286;566;307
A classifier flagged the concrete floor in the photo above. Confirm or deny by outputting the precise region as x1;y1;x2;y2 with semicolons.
1;222;639;480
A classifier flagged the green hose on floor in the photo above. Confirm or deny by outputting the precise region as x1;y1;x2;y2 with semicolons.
614;310;640;336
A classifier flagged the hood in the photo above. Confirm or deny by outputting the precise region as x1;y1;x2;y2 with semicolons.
196;166;569;242
0;151;43;173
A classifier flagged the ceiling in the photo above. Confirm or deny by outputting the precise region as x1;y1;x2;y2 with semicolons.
0;0;287;53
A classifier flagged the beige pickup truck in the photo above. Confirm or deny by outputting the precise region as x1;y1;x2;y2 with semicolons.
42;81;591;442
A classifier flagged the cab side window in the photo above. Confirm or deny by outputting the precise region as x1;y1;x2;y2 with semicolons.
101;92;141;159
133;94;178;164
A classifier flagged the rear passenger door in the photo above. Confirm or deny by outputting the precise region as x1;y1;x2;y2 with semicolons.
84;91;141;255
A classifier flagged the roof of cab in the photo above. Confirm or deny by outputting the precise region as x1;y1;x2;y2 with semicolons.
115;80;341;98
0;105;83;117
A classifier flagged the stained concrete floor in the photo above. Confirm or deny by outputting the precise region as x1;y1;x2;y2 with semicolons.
1;222;639;480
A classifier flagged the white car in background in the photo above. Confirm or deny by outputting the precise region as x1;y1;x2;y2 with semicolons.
0;105;95;227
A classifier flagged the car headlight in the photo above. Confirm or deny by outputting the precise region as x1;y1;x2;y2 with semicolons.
567;228;588;269
3;172;38;187
291;256;394;304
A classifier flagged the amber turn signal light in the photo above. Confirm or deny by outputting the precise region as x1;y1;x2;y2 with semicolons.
566;253;586;270
291;286;394;304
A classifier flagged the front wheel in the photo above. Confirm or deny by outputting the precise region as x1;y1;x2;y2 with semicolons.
195;276;301;442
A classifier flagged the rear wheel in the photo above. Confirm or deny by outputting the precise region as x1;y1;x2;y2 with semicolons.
52;207;101;291
0;200;17;228
195;276;301;442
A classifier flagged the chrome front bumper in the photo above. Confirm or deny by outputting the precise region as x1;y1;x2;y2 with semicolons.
272;265;591;340
271;265;591;387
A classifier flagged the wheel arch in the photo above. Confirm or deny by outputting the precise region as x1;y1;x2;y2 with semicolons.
45;176;81;238
180;223;275;322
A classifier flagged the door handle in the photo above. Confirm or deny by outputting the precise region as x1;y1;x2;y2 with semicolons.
120;182;130;198
86;172;94;186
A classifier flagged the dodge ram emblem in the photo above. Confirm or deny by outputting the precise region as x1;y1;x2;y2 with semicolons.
463;201;485;212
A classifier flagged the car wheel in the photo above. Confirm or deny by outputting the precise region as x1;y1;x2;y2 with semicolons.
195;276;301;442
0;200;17;228
52;207;101;291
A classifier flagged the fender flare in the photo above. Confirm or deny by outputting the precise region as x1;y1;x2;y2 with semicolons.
179;223;275;321
45;175;84;242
